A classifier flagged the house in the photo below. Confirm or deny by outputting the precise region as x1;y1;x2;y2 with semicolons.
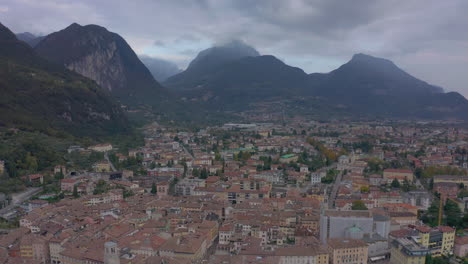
53;165;67;176
60;178;78;192
328;238;368;264
310;171;326;184
157;182;170;197
24;174;44;184
275;246;329;264
0;160;5;174
413;225;456;256
279;154;298;163
390;238;429;264
113;181;139;190
93;161;112;172
25;200;48;212
88;143;113;152
454;236;468;258
433;175;468;185
67;145;84;153
383;169;414;183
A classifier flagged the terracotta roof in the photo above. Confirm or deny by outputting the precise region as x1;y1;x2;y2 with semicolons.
415;226;432;233
328;238;368;249
437;226;455;233
384;169;413;173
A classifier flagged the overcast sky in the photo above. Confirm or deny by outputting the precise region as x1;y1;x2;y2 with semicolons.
2;0;467;97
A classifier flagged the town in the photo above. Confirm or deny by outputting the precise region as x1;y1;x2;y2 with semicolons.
0;119;467;264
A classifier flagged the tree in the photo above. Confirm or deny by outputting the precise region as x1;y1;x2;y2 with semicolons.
73;185;79;198
351;200;368;210
200;168;209;179
182;162;188;178
421;198;440;227
360;186;370;193
54;172;64;180
444;199;462;227
321;176;334;184
151;183;157;195
391;179;401;188
401;179;415;192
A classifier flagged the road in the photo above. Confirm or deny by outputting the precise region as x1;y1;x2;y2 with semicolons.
0;187;41;217
327;170;343;209
181;143;194;160
104;152;117;172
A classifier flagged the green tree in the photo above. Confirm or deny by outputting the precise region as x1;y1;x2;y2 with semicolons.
321;176;334;184
360;186;370;193
421;198;440;227
151;182;157;194
444;199;462;227
352;200;368;210
182;162;188;178
391;179;401;188
24;152;38;172
73;185;79;198
401;179;415;192
200;168;208;179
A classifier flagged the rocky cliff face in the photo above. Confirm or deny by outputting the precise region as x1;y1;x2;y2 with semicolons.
0;22;129;137
35;23;167;106
66;40;126;93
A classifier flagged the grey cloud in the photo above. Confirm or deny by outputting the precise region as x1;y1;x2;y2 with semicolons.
153;40;165;47
2;0;468;97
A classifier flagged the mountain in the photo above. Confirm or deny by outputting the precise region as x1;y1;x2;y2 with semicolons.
309;53;468;119
165;40;260;90
0;22;129;137
15;32;44;47
167;43;468;119
34;23;167;106
311;53;444;98
174;55;310;109
139;55;182;82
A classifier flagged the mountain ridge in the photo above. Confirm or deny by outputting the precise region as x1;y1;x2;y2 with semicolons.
0;22;129;137
166;43;468;119
165;40;260;90
34;23;168;106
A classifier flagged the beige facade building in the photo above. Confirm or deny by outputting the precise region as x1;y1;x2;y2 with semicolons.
383;169;414;183
328;238;368;264
390;238;429;264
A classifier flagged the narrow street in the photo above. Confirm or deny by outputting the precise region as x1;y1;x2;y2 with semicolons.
0;187;42;217
327;171;343;209
104;152;117;172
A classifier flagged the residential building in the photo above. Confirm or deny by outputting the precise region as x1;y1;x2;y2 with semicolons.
93;161;112;172
88;143;113;152
433;175;468;185
414;225;455;256
279;154;298;163
383;169;414;184
454;236;468;258
276;246;329;264
0;160;4;174
320;210;390;243
390;238;429;264
328;238;368;264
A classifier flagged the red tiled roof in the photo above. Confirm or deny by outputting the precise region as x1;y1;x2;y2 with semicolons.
437;226;455;233
384;169;413;173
